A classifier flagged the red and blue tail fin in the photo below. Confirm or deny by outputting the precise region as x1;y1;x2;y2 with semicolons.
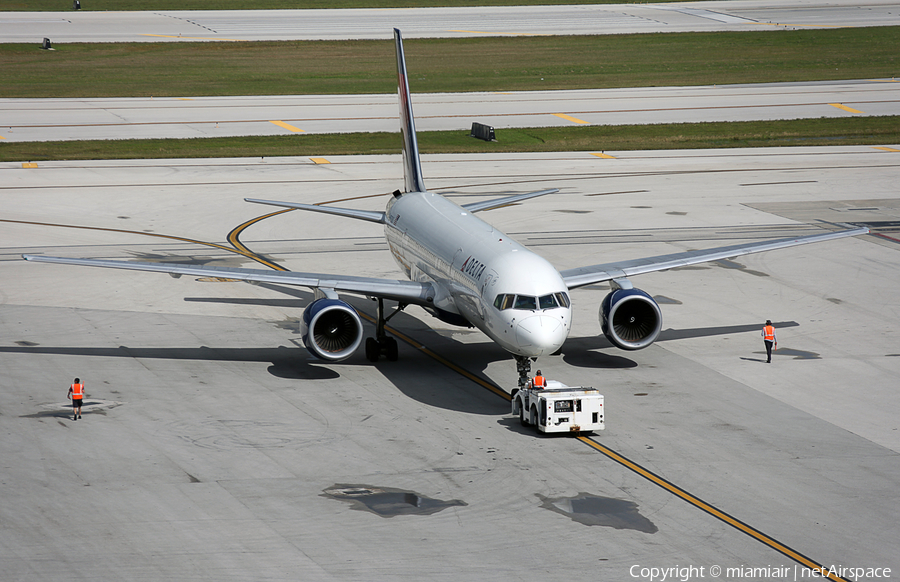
394;29;427;194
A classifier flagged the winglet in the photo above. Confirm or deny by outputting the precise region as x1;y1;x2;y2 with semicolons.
394;29;427;194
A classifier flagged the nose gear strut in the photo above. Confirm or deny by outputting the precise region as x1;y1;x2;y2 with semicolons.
515;355;535;391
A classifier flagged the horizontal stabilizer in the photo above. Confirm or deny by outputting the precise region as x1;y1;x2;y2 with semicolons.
462;189;559;213
245;198;386;224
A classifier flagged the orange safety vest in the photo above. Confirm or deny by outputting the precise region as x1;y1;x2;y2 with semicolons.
532;375;546;389
763;325;775;342
71;383;84;399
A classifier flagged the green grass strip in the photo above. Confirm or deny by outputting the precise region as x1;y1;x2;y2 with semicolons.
2;27;899;98
4;117;898;162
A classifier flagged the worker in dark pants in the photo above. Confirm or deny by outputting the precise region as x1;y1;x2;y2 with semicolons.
67;377;84;420
761;321;777;363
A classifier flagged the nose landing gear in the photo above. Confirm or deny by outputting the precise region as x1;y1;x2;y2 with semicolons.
515;355;535;391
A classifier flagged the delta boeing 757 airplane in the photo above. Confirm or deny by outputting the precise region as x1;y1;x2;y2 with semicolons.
25;29;868;389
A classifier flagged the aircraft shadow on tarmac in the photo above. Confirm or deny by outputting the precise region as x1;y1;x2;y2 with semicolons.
0;344;341;381
1;318;799;414
184;281;314;310
561;320;798;368
0;268;804;416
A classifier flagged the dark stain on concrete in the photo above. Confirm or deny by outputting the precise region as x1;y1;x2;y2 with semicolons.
323;484;466;518
538;492;658;533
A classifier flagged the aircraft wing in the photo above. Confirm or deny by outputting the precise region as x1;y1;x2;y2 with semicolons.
560;226;869;289
22;254;435;305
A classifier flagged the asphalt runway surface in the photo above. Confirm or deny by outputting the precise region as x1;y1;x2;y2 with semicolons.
2;147;898;580
4;79;899;143
3;0;900;43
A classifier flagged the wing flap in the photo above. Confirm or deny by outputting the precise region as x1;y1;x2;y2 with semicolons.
561;226;869;289
23;255;434;304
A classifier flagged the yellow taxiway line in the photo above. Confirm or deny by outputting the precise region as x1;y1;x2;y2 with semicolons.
448;30;549;36
577;437;851;582
829;103;863;114
553;113;590;125
141;34;244;41
270;120;305;133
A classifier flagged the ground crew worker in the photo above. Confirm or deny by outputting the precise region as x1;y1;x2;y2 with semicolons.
761;320;777;363
67;377;84;420
532;370;547;389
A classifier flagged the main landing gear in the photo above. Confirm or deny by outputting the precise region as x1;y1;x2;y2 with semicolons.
365;298;407;362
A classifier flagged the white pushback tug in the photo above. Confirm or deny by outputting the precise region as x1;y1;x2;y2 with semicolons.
512;380;604;434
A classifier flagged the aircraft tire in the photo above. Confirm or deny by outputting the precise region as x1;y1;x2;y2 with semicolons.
365;337;379;362
386;338;399;361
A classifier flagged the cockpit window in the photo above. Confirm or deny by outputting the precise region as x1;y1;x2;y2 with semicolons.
495;292;569;311
494;294;515;310
514;295;536;310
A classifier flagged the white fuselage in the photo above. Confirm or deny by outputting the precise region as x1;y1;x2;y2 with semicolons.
384;191;571;358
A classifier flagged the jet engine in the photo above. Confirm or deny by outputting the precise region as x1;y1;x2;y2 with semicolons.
599;288;662;351
301;298;364;362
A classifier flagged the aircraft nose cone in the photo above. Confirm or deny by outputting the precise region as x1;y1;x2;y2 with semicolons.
516;314;567;356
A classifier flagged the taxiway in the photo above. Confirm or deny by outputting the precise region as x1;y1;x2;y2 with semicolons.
2;147;898;580
3;79;899;143
3;0;900;43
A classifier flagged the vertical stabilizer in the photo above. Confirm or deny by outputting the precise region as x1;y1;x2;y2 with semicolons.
394;29;427;194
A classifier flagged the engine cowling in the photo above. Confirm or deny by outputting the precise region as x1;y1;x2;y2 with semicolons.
599;288;662;351
301;298;364;362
